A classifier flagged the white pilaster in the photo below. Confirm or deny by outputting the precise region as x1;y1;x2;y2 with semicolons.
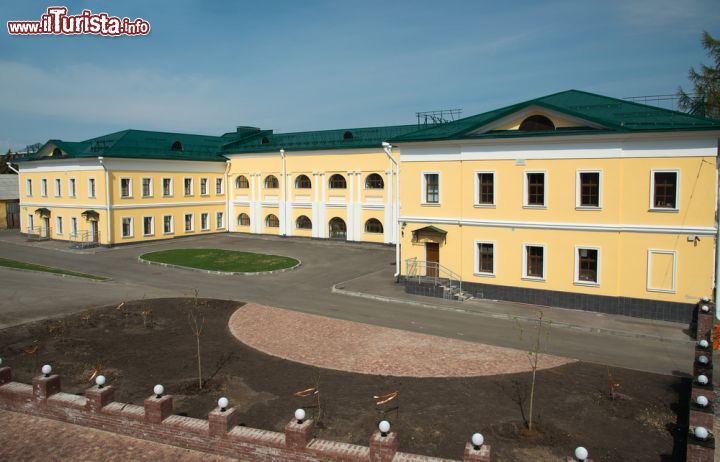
355;172;362;241
249;174;256;234
255;172;263;234
279;173;286;235
285;173;293;237
384;169;392;243
311;172;319;238
319;173;326;238
347;171;354;241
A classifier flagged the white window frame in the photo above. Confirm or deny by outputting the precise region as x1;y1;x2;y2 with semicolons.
27;214;34;231
200;212;210;231
54;178;61;197
41;178;48;197
473;240;496;277
574;246;601;286
142;216;154;236
521;243;546;281
26;179;32;196
421;171;441;205
141;177;153;198
200;177;209;196
575;170;602;210
649;169;680;212
523;170;547;208
71;217;78;236
163;215;174;234
646;249;677;293
120;177;132;198
215;177;224;195
184;213;194;232
121;217;134;238
162;177;173;197
88;178;96;198
184;177;194;197
55;216;63;235
474;170;496;208
68;178;76;197
216;211;225;229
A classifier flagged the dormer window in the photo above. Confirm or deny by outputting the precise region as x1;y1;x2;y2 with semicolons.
171;141;183;151
519;115;555;132
343;131;353;140
51;148;63;157
261;137;270;144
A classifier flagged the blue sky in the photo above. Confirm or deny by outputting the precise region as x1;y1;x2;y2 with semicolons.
1;0;719;152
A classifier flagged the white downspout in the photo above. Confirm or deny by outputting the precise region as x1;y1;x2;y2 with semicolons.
382;142;400;278
99;157;112;245
280;149;286;236
7;164;19;174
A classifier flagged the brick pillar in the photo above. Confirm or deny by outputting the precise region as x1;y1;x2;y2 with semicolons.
209;406;239;437
284;418;314;449
696;303;714;340
463;442;492;462
369;430;398;462
85;385;114;412
686;442;715;462
0;366;11;385
32;374;61;402
565;458;594;462
144;394;173;423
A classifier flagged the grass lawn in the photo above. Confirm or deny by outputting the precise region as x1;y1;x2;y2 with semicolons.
0;257;108;281
140;248;299;273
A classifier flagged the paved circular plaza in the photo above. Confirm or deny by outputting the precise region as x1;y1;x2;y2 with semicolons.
229;303;574;377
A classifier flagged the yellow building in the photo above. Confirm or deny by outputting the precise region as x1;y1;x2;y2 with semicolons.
14;90;720;321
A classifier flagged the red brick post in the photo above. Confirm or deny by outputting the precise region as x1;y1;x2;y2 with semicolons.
209;406;239;437
32;374;61;402
565;458;594;462
0;366;11;385
369;430;398;462
696;302;713;340
463;442;492;461
284;418;314;449
85;385;114;412
144;394;173;423
686;442;714;462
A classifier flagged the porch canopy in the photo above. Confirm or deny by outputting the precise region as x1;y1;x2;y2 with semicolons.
34;207;51;217
411;225;447;243
81;210;99;221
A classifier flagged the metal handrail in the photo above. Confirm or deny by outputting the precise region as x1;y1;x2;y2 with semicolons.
70;230;100;248
404;258;464;298
27;226;52;240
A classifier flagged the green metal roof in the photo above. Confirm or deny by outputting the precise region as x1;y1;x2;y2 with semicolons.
389;89;720;143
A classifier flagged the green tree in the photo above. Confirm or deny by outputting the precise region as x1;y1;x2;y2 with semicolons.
0;149;18;175
677;31;720;119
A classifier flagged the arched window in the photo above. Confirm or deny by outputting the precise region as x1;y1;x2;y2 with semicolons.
235;175;249;189
343;131;353;140
329;217;347;239
261;137;270;144
296;215;312;229
171;141;183;151
295;175;311;189
264;175;279;189
518;115;555;132
51;148;63;157
237;213;250;226
328;174;346;189
265;214;279;228
364;218;383;234
365;173;384;189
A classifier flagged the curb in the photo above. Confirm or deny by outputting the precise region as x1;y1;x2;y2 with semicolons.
138;256;302;276
0;265;110;283
331;284;694;346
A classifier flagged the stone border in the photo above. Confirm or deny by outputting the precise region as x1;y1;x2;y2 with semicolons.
138;254;301;276
0;265;110;283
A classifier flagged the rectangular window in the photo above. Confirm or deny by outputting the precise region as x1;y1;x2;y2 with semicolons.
142;178;153;197
184;178;193;196
143;216;154;236
68;178;76;197
200;178;209;195
26;179;32;196
523;244;545;280
88;178;96;198
423;173;439;204
647;249;677;293
184;213;193;232
476;172;495;206
54;178;61;197
216;212;224;229
201;212;209;230
121;217;133;238
41;179;48;197
577;171;600;208
651;170;678;210
162;178;172;197
56;216;63;235
27;214;34;231
163;215;173;234
71;217;77;236
575;247;599;285
120;178;132;198
215;178;224;195
475;242;495;276
525;172;546;207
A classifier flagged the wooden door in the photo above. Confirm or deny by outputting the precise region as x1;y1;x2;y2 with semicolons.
426;242;439;277
90;221;98;243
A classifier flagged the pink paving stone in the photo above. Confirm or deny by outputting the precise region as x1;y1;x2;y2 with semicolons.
229;304;574;377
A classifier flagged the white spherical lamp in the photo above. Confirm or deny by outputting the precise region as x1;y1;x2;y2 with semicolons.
574;446;588;461
294;408;306;424
695;426;709;440
699;339;710;349
701;304;710;313
41;364;52;377
698;355;709;365
471;432;484;449
378;420;391;437
696;395;709;407
218;397;229;411
153;384;164;398
698;374;709;385
95;375;106;388
702;296;710;303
